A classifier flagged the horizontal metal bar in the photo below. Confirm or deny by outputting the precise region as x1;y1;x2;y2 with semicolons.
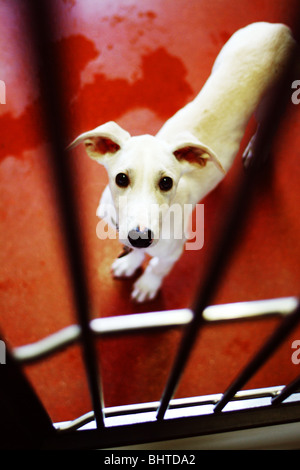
90;308;193;335
47;388;300;449
12;309;193;364
12;298;298;365
48;405;300;449
12;325;81;364
203;297;298;321
55;386;288;433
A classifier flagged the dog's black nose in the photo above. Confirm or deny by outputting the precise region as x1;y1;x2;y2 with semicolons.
128;227;154;248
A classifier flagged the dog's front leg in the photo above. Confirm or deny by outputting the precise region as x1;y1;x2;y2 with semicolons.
112;248;145;278
131;249;183;303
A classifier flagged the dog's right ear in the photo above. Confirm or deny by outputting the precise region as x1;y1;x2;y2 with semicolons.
67;121;131;163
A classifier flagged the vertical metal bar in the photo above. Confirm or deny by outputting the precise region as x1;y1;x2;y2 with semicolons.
156;170;255;421
271;374;300;406
156;25;298;421
24;2;104;427
156;125;277;420
214;304;300;413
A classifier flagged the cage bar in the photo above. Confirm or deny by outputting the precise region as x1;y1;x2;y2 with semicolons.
272;374;300;406
24;1;105;428
156;37;298;421
1;1;300;450
214;303;300;413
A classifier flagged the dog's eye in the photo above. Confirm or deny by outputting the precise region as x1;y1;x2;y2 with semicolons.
115;173;130;188
159;176;173;191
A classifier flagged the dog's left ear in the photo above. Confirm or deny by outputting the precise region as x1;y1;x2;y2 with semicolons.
67;121;131;163
172;135;225;174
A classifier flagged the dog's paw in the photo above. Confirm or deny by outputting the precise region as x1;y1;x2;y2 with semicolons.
111;251;144;278
131;272;162;303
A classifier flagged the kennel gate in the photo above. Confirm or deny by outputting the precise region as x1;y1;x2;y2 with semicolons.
1;2;300;449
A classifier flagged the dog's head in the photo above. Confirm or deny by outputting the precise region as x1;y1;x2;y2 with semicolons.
69;121;224;249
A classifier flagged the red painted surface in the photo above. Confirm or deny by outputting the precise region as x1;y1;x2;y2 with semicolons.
0;0;300;422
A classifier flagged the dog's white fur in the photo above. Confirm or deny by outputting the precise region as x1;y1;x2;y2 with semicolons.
69;22;295;302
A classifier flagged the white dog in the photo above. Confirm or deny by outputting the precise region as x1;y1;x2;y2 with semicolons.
69;22;295;302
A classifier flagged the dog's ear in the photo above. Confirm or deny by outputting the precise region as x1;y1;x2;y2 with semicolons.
172;135;225;174
67;121;131;163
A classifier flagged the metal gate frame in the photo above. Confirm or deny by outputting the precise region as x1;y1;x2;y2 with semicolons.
0;1;300;450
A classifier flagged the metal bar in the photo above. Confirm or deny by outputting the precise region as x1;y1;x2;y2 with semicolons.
214;303;300;413
13;309;193;364
24;1;104;427
156;33;298;421
203;297;298;322
13;325;81;364
90;308;193;336
155;149;264;420
13;298;297;365
45;400;300;449
155;156;272;420
55;385;288;433
272;374;300;406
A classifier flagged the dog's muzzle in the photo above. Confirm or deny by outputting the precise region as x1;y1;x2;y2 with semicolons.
128;227;154;249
